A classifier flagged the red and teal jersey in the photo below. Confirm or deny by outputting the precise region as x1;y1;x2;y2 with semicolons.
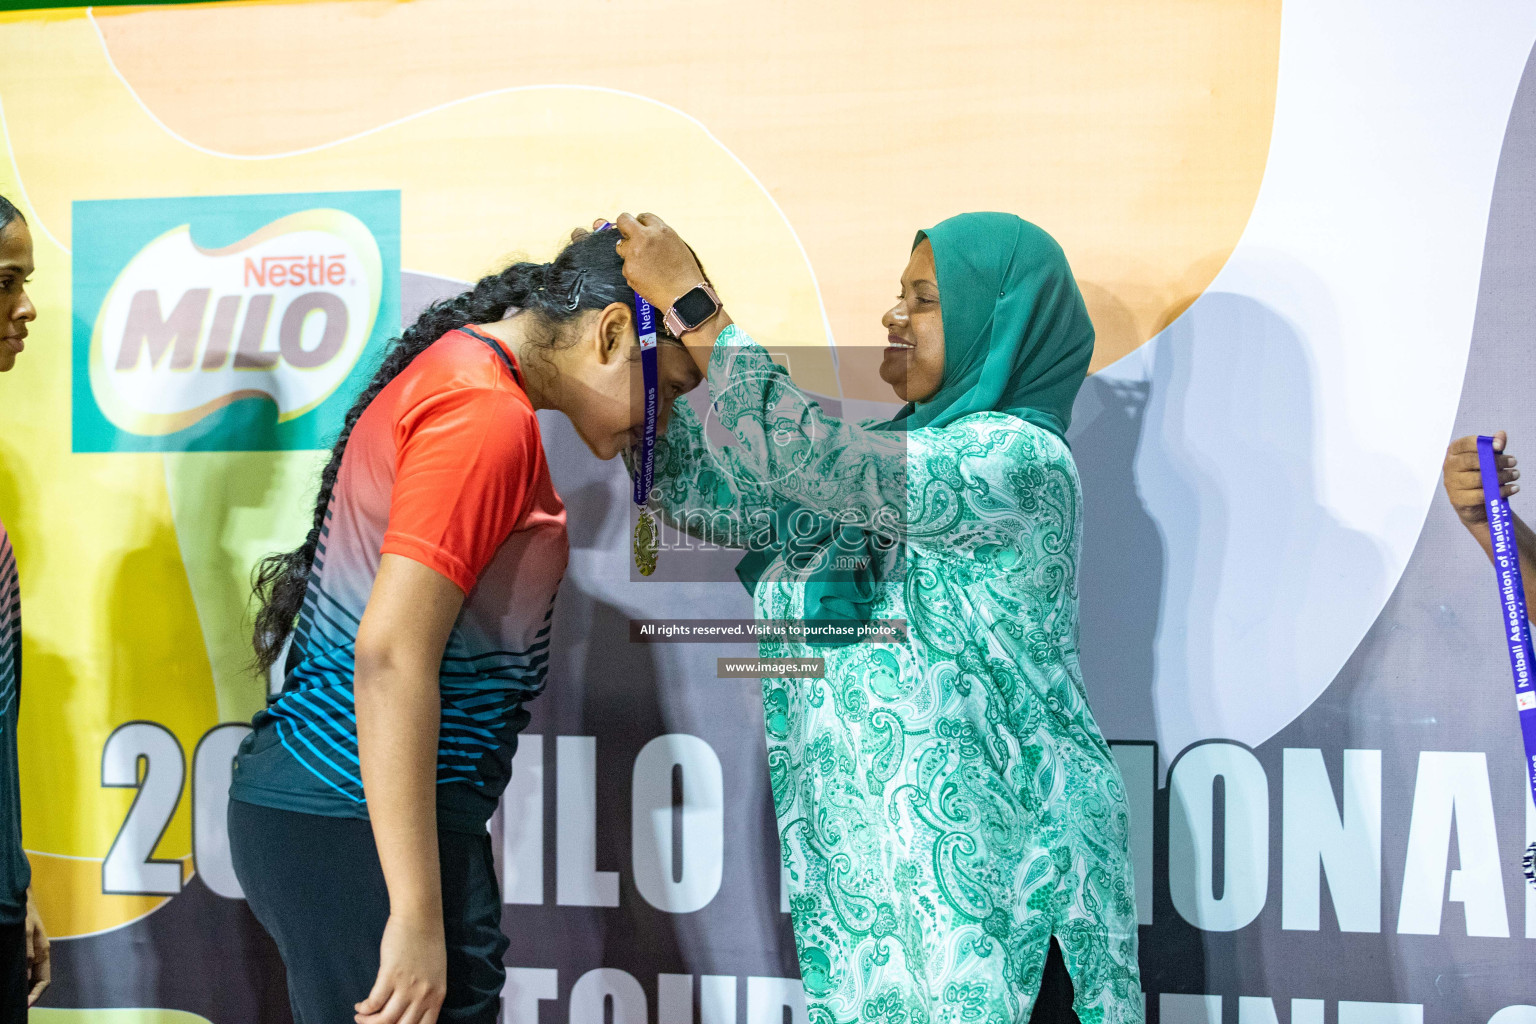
0;519;28;924
231;327;569;834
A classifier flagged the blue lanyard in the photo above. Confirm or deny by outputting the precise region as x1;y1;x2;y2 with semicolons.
632;293;659;508
594;221;661;532
1476;435;1536;882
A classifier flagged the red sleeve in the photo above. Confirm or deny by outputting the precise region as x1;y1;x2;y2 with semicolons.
380;386;539;595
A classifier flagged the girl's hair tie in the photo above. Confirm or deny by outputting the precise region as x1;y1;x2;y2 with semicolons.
563;269;588;312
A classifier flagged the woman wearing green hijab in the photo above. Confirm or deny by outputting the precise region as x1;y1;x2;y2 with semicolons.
614;212;1141;1023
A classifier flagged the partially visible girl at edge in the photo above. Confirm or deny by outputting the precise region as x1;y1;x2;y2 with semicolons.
613;211;1141;1024
0;193;52;1013
229;226;700;1024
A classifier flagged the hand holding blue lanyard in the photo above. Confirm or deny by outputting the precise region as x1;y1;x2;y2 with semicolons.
1476;434;1536;884
597;221;660;575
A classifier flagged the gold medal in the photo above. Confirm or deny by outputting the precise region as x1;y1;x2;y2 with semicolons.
634;507;659;576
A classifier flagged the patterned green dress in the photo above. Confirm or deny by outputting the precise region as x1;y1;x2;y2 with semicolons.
650;325;1143;1024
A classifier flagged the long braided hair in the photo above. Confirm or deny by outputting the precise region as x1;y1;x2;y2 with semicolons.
251;226;641;673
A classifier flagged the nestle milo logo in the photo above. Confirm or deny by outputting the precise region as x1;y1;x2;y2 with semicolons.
73;191;400;452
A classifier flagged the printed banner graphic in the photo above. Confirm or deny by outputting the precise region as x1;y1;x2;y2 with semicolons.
4;1;1536;1022
72;190;400;452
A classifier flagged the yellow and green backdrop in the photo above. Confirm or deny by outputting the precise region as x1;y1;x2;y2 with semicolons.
4;0;1536;1020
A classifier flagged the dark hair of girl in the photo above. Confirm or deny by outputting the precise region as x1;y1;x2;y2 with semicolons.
0;194;24;231
251;226;640;673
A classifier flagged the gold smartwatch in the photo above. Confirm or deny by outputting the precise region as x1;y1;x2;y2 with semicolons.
662;282;722;336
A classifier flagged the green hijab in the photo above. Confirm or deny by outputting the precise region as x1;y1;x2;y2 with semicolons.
735;212;1096;644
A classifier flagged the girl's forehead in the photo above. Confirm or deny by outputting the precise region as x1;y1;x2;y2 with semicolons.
0;221;32;272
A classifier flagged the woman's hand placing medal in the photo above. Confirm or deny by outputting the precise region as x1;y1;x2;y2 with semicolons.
611;212;709;312
612;213;731;374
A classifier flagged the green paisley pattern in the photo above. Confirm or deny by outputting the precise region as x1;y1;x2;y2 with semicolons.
651;326;1142;1023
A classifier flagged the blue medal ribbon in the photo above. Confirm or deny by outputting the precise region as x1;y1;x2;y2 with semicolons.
1476;434;1536;883
598;220;660;572
633;293;659;508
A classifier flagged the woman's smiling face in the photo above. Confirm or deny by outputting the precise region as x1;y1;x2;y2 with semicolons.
879;238;945;403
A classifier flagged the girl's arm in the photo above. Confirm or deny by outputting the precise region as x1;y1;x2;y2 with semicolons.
352;553;461;1024
345;375;539;1024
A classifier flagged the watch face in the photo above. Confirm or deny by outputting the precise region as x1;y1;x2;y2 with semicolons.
673;286;719;329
